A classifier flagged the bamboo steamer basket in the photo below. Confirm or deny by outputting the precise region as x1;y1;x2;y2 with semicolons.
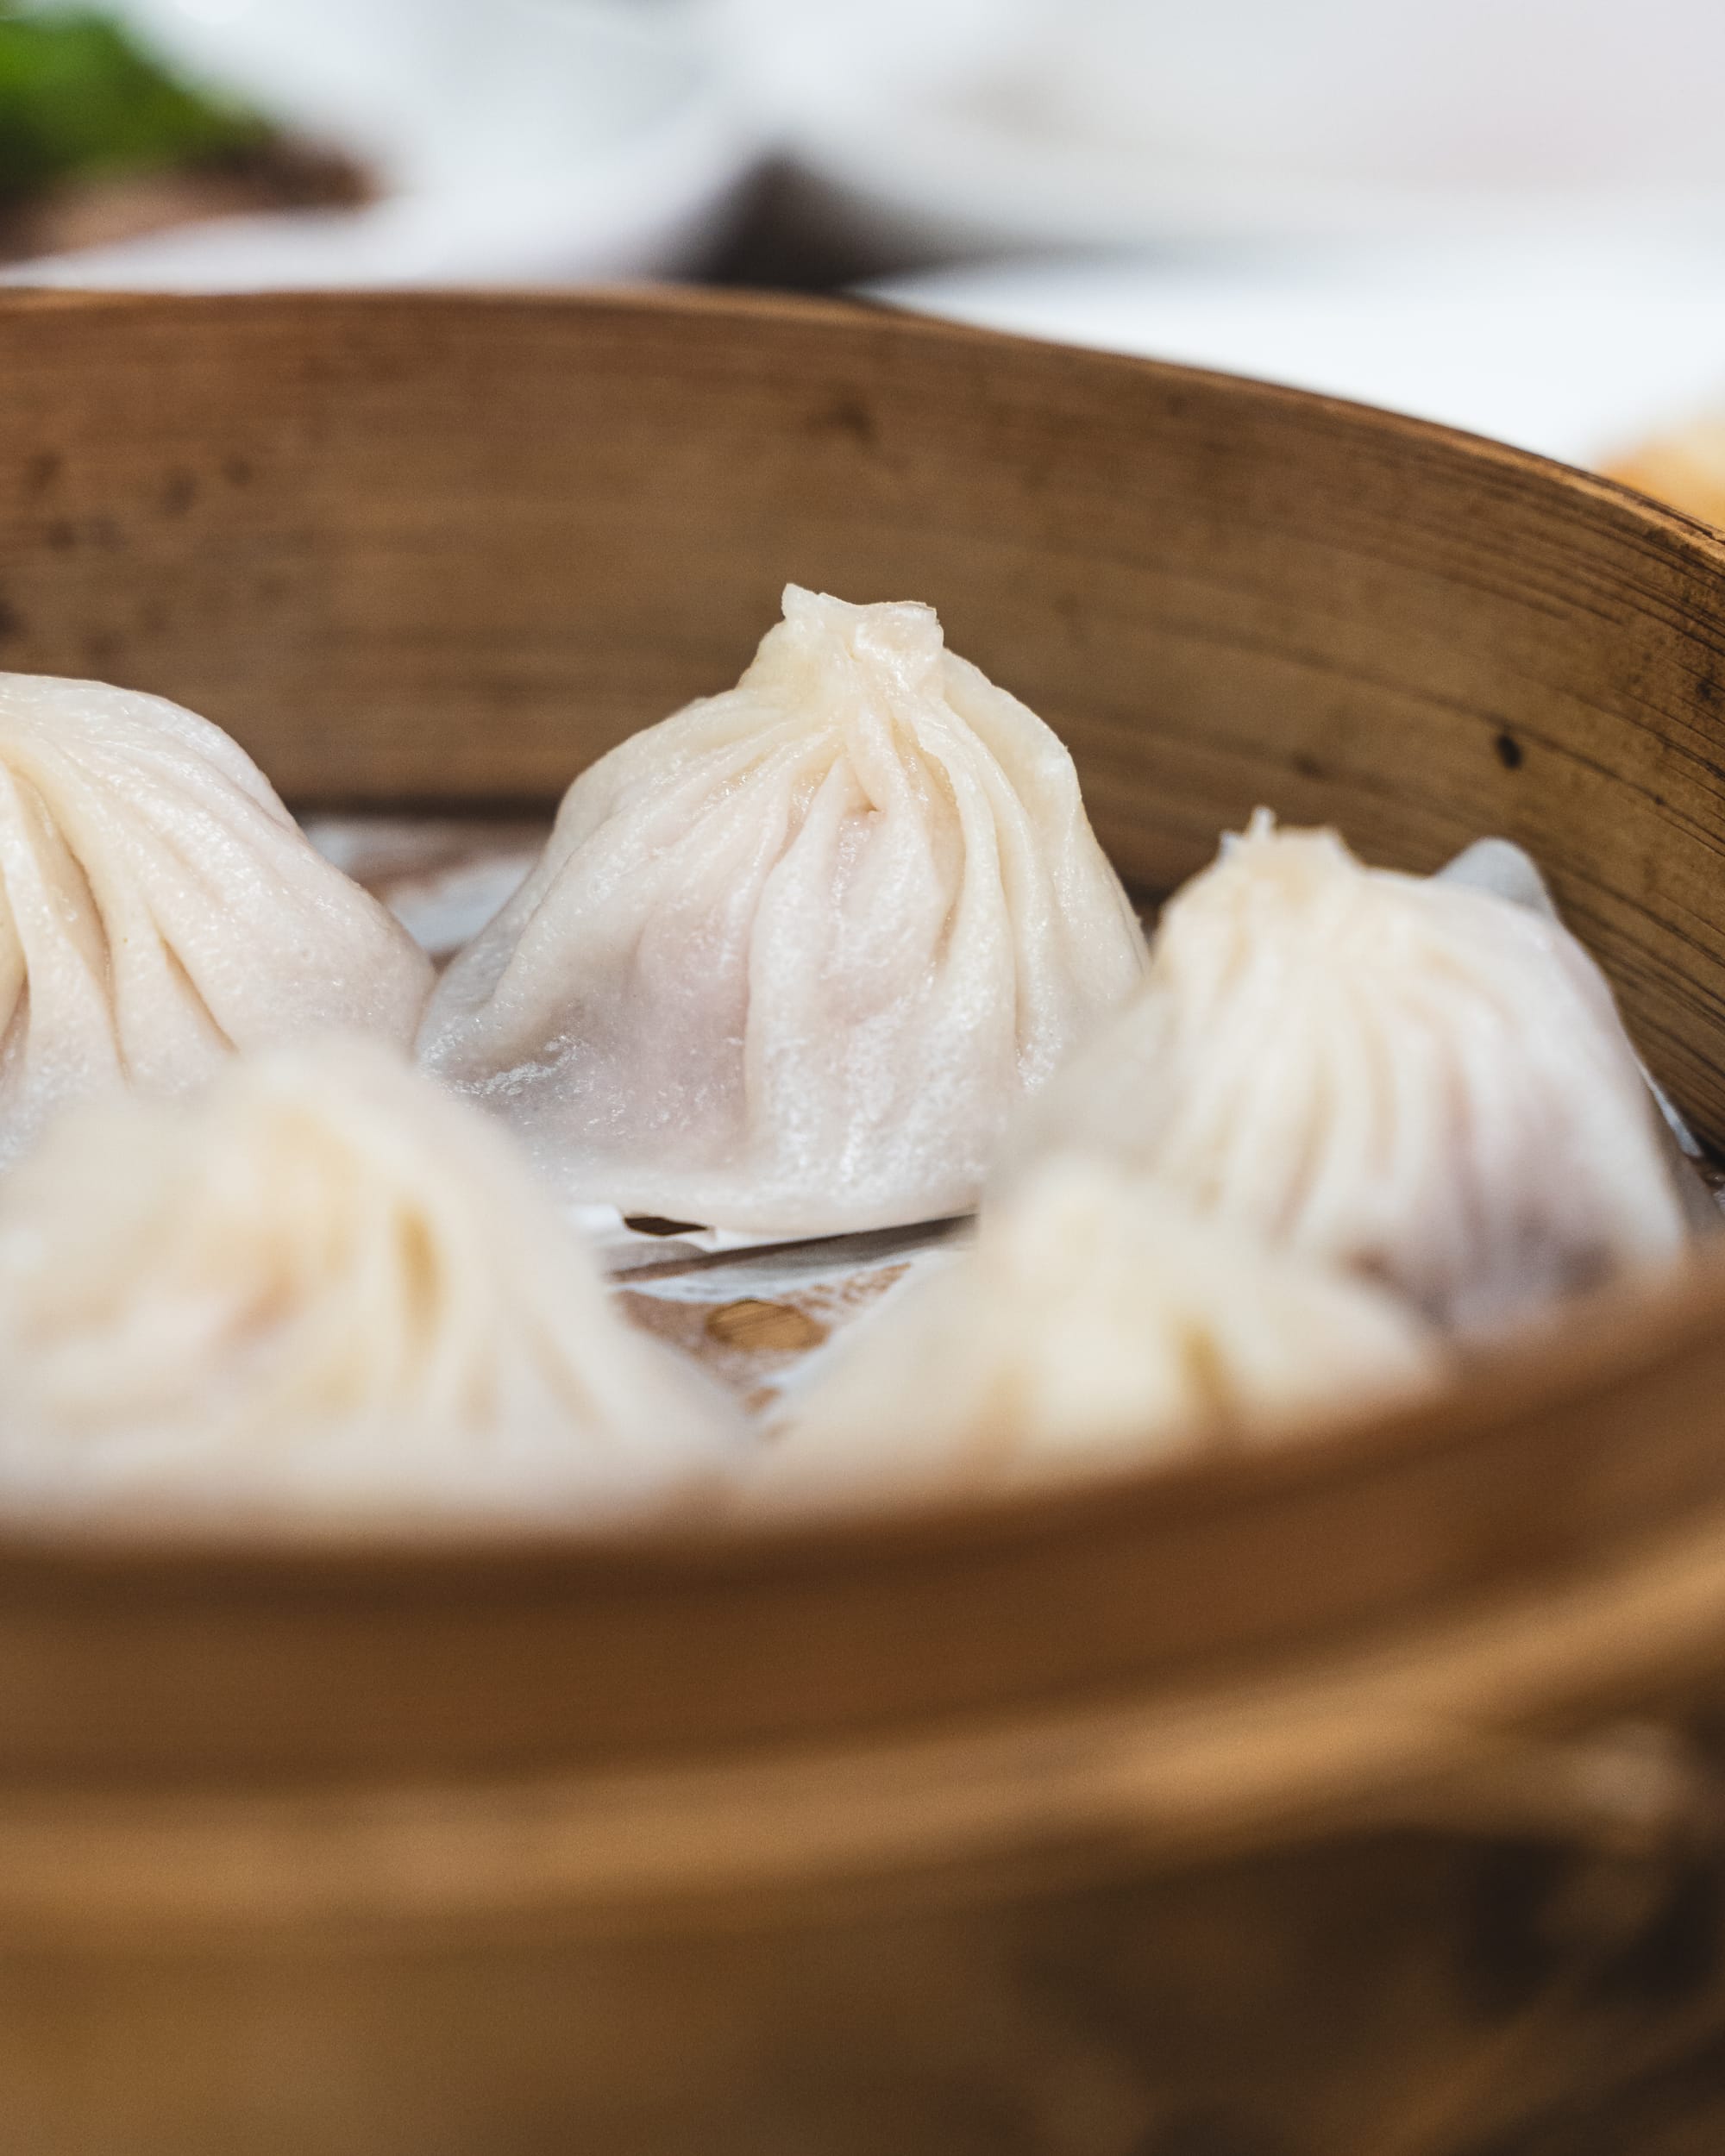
4;288;1725;2155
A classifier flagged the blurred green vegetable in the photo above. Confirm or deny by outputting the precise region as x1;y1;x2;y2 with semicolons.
0;6;269;203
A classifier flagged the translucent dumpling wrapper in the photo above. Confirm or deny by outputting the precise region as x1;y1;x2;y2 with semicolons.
0;671;432;1167
1437;835;1719;1225
418;586;1147;1235
752;1158;1444;1510
1002;814;1692;1332
0;1041;739;1525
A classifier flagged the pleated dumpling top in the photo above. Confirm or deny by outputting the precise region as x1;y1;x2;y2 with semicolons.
419;586;1146;1234
1003;814;1691;1332
755;1157;1443;1511
0;671;431;1164
0;1042;737;1525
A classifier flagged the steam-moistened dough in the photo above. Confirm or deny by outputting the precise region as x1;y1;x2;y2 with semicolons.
1005;814;1690;1332
1437;834;1720;1230
0;1042;737;1523
418;586;1145;1234
754;1160;1442;1508
0;672;431;1165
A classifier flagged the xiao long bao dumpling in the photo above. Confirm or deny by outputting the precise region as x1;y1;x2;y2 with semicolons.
419;586;1146;1235
0;671;431;1165
1005;813;1693;1333
0;1042;737;1524
753;1158;1444;1510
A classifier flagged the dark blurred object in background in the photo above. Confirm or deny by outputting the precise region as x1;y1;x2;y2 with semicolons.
0;5;368;261
1;0;757;289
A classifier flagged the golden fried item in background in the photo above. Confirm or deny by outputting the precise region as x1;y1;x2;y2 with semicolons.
1604;417;1725;529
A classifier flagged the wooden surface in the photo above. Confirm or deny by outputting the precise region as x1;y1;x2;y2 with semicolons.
8;1821;1725;2156
3;288;1725;2149
0;289;1721;1791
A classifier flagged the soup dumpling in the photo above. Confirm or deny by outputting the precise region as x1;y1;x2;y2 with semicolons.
0;671;431;1165
418;586;1146;1235
0;1041;737;1524
754;1157;1443;1510
1002;813;1691;1332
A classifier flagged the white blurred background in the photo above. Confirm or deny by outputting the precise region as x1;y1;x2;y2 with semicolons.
8;0;1725;492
